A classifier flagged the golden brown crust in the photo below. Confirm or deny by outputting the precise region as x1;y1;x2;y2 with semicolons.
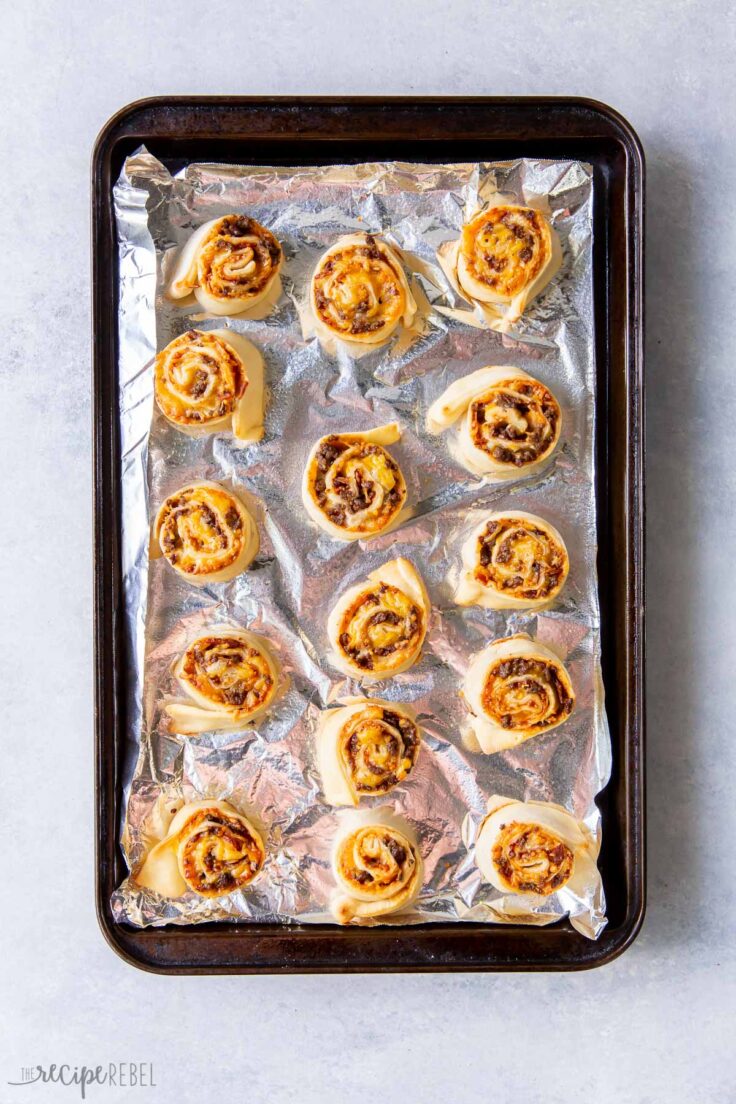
460;207;550;299
491;820;574;895
469;377;560;470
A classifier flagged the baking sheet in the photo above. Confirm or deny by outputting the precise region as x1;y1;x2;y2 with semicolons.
110;151;610;938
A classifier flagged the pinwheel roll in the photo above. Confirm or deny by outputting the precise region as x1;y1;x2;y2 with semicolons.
310;232;417;347
302;423;407;541
317;699;421;806
426;366;561;480
463;634;575;754
331;815;423;923
135;799;265;899
168;215;283;316
328;558;430;679
455;511;569;610
475;795;601;902
165;627;281;734
151;481;258;585
154;329;265;441
440;204;561;324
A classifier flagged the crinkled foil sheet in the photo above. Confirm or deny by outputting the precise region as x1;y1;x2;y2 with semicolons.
110;151;610;938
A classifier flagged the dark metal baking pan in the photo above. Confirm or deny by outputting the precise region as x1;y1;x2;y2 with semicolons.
92;96;645;972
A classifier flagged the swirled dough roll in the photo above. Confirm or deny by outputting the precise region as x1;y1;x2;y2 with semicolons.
327;558;429;679
166;627;281;734
135;799;265;899
302;423;407;541
427;366;561;479
440;204;561;325
463;634;575;754
455;511;569;610
154;329;265;441
475;795;601;902
331;815;423;923
310;232;416;347
316;699;421;806
168;215;283;316
151;481;258;585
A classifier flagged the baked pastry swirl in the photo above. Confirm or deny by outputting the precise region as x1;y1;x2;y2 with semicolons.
316;699;421;806
151;481;258;585
135;799;265;899
328;558;429;679
439;204;561;326
475;795;601;902
154;329;264;441
463;634;575;754
168;215;283;316
331;818;422;923
427;366;561;480
455;511;569;610
166;628;280;734
310;232;416;347
302;423;407;541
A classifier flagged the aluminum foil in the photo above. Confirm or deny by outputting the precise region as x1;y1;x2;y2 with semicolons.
110;150;610;939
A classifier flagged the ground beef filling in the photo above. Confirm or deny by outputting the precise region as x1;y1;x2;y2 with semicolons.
470;381;559;467
476;519;565;599
492;821;574;895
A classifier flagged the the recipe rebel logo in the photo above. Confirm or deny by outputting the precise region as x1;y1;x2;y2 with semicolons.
7;1063;156;1098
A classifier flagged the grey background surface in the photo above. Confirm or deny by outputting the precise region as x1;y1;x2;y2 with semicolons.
1;1;734;1101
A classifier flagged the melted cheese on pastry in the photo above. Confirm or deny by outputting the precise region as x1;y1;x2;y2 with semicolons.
168;215;283;316
154;329;264;441
463;634;575;754
455;511;569;610
317;699;421;806
151;481;258;585
310;232;416;347
427;366;561;480
331;816;422;923
475;795;601;903
302;423;407;541
166;627;281;734
135;798;265;899
327;557;429;679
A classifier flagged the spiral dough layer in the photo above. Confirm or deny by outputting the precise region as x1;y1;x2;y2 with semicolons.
302;424;407;540
152;482;258;584
311;233;416;346
154;329;244;428
169;215;282;315
464;635;575;754
458;206;553;303
317;700;421;805
456;511;569;609
166;629;280;734
328;558;429;679
332;822;422;923
135;799;265;900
